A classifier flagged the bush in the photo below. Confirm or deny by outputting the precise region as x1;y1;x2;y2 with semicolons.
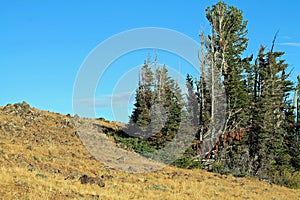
273;169;300;189
109;129;156;154
233;172;247;177
212;161;230;175
172;155;194;168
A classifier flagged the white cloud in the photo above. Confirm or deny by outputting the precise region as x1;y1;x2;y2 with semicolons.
277;42;300;47
74;92;135;108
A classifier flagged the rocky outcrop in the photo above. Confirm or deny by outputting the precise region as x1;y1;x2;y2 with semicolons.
79;174;105;187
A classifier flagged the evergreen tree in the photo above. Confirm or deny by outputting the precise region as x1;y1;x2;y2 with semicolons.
128;60;154;138
286;77;300;171
186;74;199;130
248;45;294;180
203;1;252;175
206;1;250;134
128;58;184;150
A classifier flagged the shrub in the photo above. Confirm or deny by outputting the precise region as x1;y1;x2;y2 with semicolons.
273;169;300;189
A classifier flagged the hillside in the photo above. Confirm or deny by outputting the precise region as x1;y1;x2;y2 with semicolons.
0;102;299;200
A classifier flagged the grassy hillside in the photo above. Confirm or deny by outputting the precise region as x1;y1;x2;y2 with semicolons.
0;102;299;200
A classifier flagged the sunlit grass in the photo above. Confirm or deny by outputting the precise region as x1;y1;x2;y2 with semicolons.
0;105;299;199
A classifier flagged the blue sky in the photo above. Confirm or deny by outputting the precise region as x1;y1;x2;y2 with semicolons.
1;0;300;122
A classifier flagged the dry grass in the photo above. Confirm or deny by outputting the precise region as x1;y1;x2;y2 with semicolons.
0;103;299;200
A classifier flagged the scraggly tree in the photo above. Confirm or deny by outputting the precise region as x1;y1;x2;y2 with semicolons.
129;60;153;131
247;44;294;181
128;56;184;149
206;1;250;134
202;2;252;174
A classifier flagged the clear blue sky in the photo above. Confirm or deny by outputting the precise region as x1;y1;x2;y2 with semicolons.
1;0;300;122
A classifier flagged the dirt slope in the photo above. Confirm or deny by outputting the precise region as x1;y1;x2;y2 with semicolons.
0;102;299;200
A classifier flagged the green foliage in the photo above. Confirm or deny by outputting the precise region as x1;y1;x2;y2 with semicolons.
172;155;202;169
212;162;229;174
233;172;247;178
128;57;184;150
246;46;295;181
33;155;39;161
167;141;200;169
273;169;300;189
203;0;252;177
111;130;156;154
145;184;168;192
35;173;47;179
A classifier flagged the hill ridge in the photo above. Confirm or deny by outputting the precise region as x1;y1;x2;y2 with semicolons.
0;102;299;199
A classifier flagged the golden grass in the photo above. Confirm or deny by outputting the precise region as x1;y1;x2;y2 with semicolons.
1;164;300;200
0;104;300;200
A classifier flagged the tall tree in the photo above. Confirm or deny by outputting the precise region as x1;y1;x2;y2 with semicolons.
128;60;154;138
206;1;250;134
248;45;294;180
203;1;252;174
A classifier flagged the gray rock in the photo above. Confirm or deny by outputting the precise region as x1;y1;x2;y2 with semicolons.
79;174;105;188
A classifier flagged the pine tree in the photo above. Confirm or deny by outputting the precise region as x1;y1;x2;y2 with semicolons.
206;1;250;134
286;76;300;171
128;57;184;150
153;66;183;143
204;1;251;174
128;60;154;138
248;45;294;180
186;74;199;130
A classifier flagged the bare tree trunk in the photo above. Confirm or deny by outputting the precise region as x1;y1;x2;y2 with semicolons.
199;32;206;142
